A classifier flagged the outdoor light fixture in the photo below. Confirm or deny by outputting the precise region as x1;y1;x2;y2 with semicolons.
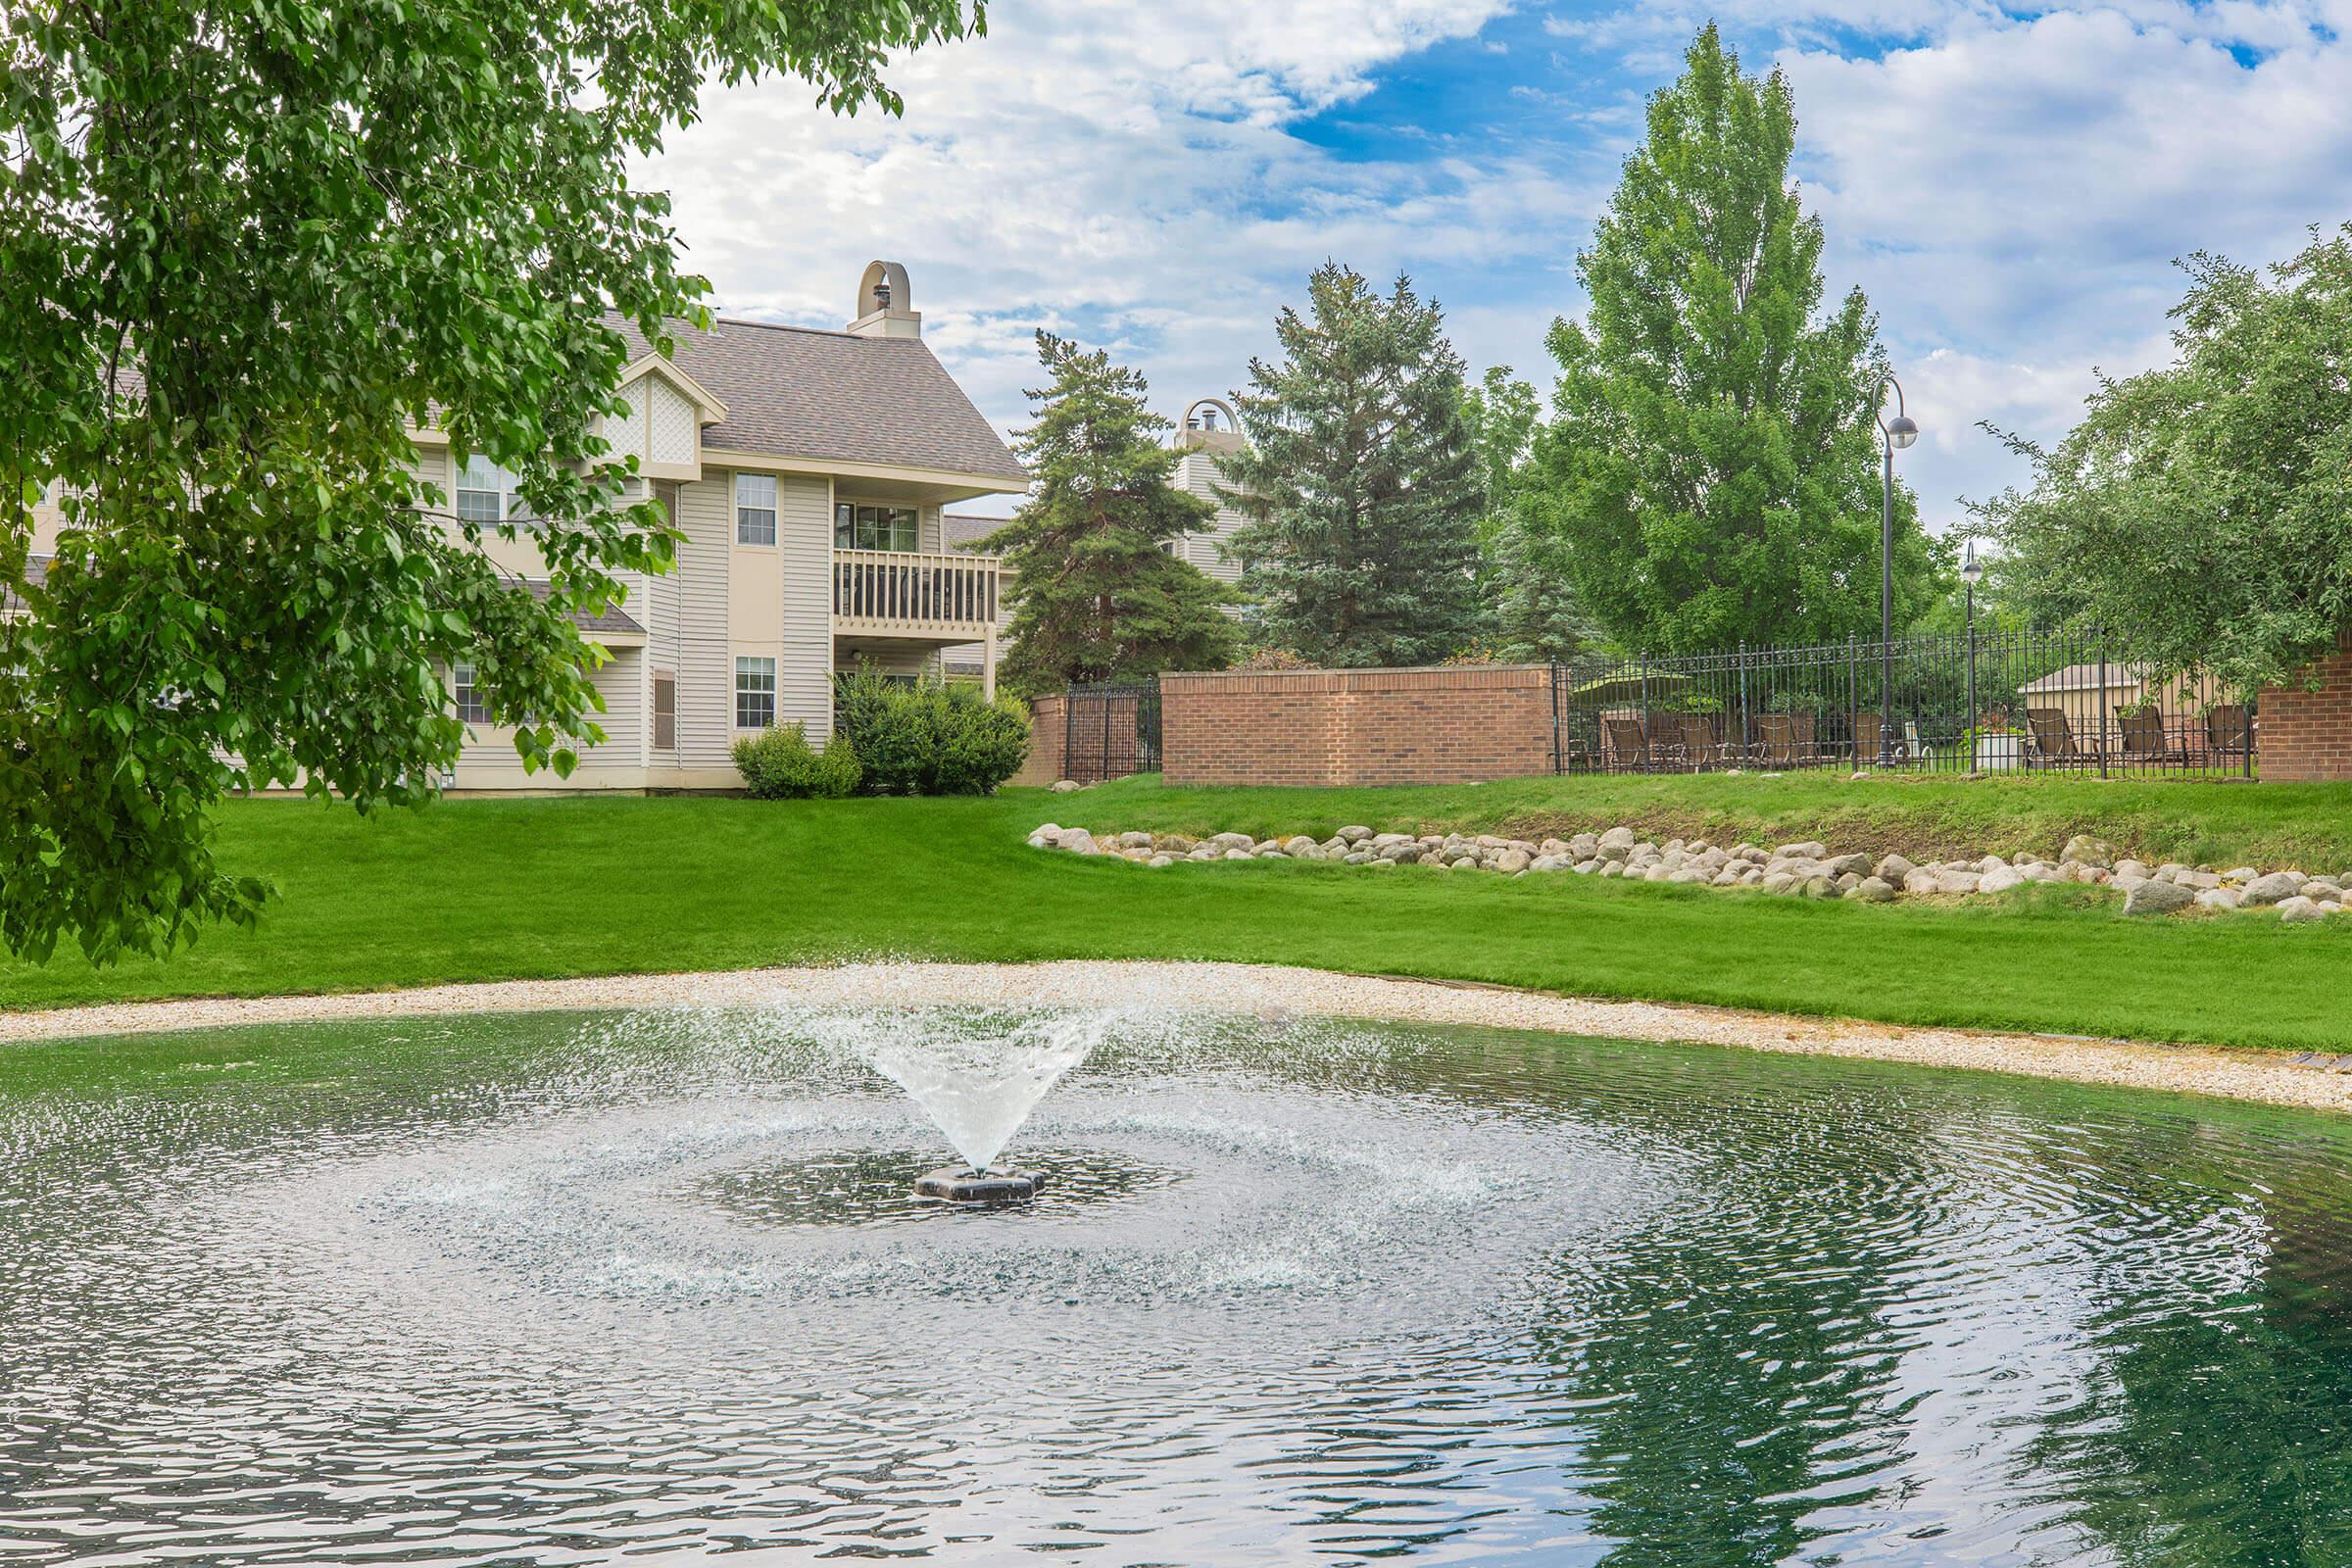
1871;375;1918;765
1960;539;1984;587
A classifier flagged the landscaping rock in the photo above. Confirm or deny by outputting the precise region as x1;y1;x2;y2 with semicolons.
1530;855;1572;873
1050;779;1083;794
1496;849;1533;874
1854;876;1897;903
1776;840;1829;860
1058;828;1099;857
1932;869;1983;896
2278;895;2329;923
2242;871;2306;906
1820;853;1871;878
1336;825;1372;843
1597;826;1637;852
1979;865;2028;895
2222;865;2261;883
2114;858;2151;882
1874;853;1916;883
1283;835;1318;858
2124;880;2195;916
2062;835;2116;869
2195;888;2242;911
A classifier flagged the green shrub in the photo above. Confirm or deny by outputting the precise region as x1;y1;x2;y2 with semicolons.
832;665;1032;795
730;721;862;800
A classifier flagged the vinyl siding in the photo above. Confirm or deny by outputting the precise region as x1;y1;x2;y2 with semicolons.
673;472;735;768
777;474;834;741
1173;449;1249;585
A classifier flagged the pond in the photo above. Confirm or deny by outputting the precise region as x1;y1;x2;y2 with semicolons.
2;1002;2349;1564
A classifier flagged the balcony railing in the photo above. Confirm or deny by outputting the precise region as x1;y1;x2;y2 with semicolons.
831;549;1000;637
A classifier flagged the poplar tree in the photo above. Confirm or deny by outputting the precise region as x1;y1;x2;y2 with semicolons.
1220;265;1487;667
1525;24;1934;654
981;334;1241;698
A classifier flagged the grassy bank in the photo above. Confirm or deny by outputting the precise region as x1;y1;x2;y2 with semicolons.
4;774;2352;1052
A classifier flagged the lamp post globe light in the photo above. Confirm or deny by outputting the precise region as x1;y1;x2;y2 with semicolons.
1873;374;1917;765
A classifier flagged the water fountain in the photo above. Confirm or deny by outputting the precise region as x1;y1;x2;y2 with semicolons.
846;1005;1106;1204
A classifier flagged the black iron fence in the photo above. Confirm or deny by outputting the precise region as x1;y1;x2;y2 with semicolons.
1062;681;1161;784
1548;628;2255;778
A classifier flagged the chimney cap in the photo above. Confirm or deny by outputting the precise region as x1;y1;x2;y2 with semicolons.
850;261;922;338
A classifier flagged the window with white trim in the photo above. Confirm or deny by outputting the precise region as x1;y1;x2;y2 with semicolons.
734;657;776;729
455;455;522;526
735;472;777;546
453;662;489;724
833;502;918;553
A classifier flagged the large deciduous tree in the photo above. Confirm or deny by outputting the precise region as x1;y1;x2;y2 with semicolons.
0;0;979;962
980;333;1241;697
1462;367;1595;662
1219;264;1487;667
1525;24;1935;655
1981;227;2352;697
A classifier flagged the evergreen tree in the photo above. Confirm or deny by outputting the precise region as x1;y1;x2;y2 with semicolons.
1462;367;1595;662
1219;264;1487;667
980;333;1241;698
1525;24;1935;655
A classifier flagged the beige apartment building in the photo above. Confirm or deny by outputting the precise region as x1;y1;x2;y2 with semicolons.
18;263;1029;793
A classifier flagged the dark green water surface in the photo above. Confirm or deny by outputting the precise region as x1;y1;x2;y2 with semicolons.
2;1003;2349;1565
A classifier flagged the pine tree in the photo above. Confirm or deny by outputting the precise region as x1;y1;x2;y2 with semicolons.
1525;24;1935;655
981;333;1241;698
1219;264;1487;667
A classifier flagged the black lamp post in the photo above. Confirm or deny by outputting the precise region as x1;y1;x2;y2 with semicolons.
1960;538;1983;763
1874;375;1918;764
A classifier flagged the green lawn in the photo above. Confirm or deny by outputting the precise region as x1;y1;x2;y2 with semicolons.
7;772;2352;1050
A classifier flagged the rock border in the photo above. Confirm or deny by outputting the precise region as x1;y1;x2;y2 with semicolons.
1029;824;2352;921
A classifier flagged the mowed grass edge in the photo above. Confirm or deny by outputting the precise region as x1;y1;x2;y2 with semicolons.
3;773;2351;1053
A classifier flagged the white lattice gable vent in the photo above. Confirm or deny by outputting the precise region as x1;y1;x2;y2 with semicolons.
605;356;727;482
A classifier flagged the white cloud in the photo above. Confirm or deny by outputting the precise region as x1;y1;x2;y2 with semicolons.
636;0;2352;525
638;0;1552;483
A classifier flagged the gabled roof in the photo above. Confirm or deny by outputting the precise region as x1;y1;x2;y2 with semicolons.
942;512;1012;553
614;317;1027;485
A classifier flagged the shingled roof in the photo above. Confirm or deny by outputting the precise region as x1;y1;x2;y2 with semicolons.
616;317;1026;485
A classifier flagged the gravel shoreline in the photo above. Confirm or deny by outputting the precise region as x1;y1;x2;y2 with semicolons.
3;960;2346;1115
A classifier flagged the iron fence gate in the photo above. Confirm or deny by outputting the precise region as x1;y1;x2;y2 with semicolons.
1547;628;2255;779
1061;681;1161;784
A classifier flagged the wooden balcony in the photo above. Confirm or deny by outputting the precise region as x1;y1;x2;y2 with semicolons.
831;548;1000;639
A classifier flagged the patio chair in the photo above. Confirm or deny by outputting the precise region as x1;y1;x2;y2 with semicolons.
1903;718;1936;768
2024;708;2081;767
1678;712;1722;768
1853;710;1886;765
1601;715;1650;772
1788;712;1818;765
1757;714;1798;767
2116;705;2183;765
2205;704;2252;761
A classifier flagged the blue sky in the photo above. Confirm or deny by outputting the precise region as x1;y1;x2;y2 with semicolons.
641;1;2352;525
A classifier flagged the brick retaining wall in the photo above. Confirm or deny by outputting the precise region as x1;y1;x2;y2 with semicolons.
1159;664;1557;788
2260;635;2352;782
1011;694;1066;788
